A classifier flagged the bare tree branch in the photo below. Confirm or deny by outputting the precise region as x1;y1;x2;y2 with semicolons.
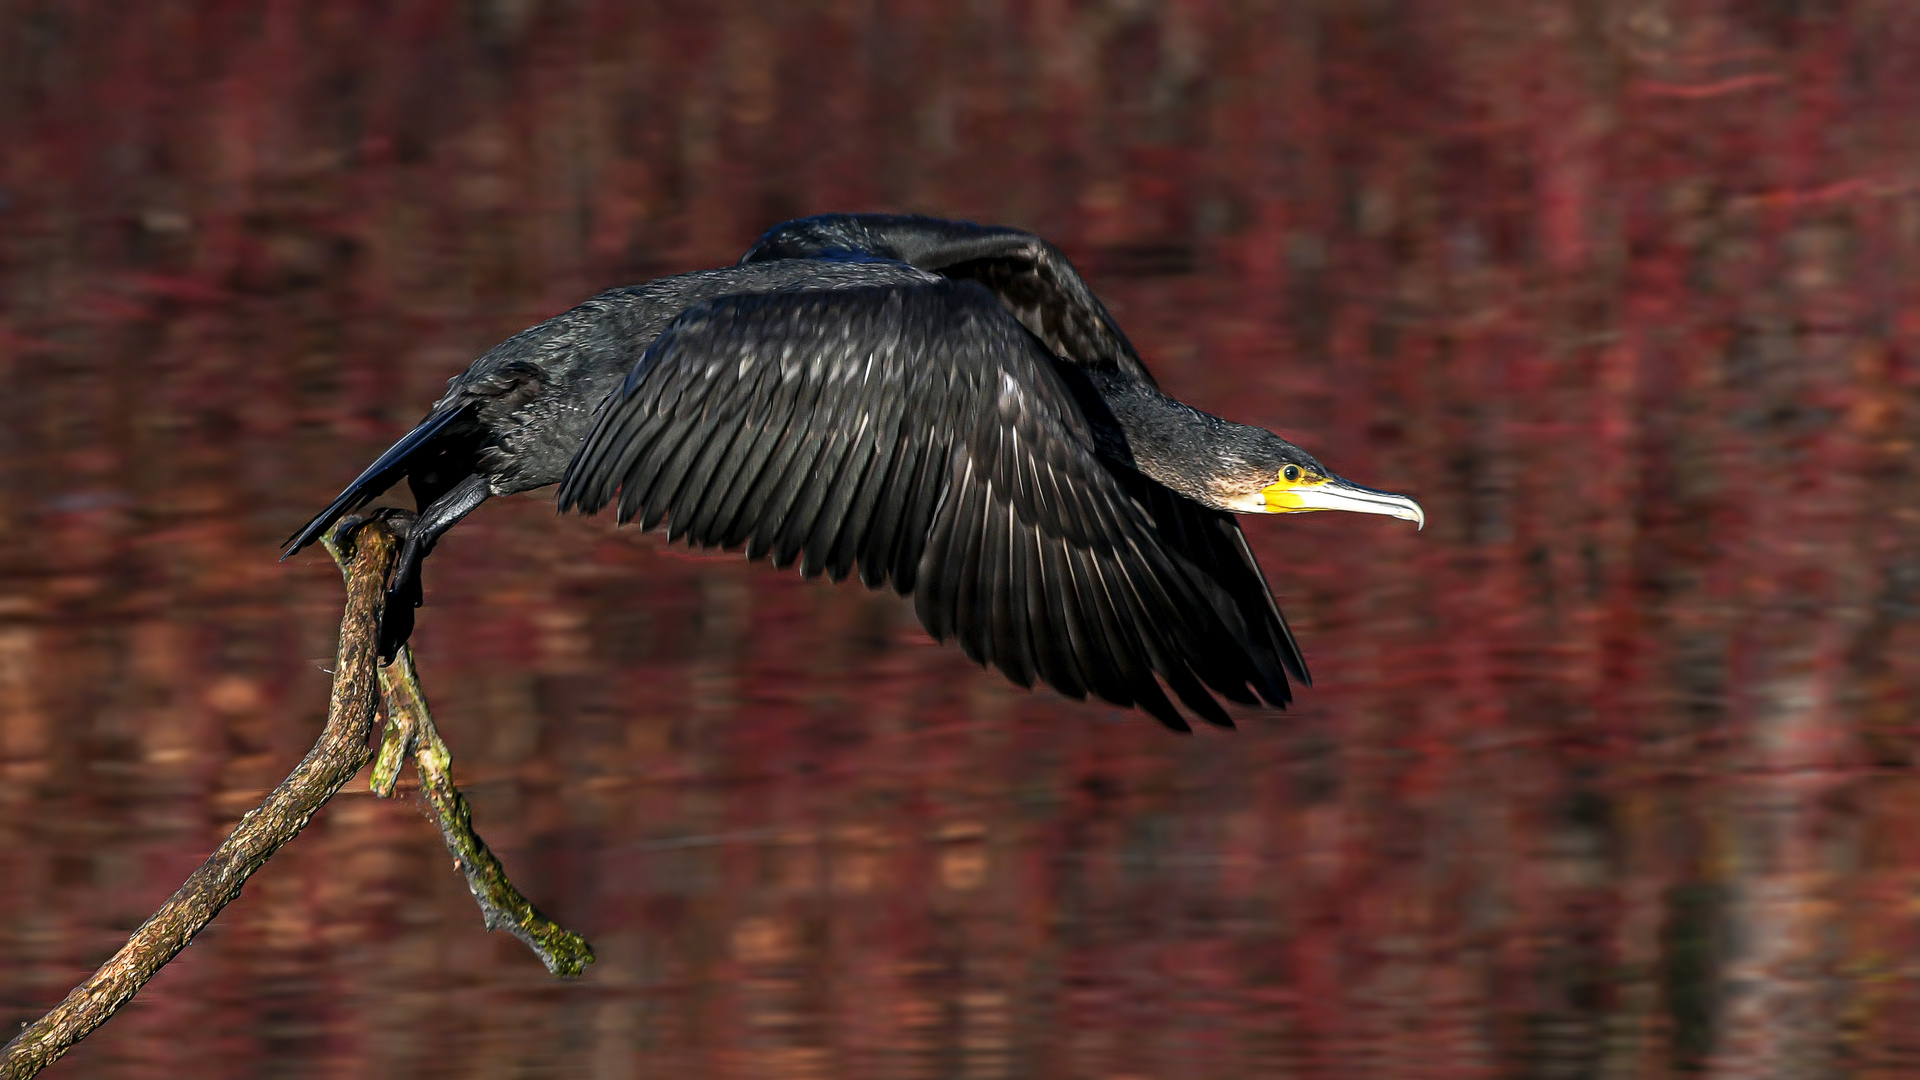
0;524;395;1080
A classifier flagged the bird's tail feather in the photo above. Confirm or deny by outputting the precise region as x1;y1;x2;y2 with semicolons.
281;404;472;559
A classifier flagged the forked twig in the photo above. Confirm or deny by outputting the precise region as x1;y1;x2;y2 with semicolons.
366;640;593;977
1;520;592;1080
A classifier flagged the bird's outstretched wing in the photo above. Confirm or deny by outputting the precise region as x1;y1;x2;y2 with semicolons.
557;280;1301;731
741;212;1158;386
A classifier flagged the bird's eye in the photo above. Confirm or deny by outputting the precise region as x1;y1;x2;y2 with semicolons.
1282;465;1301;483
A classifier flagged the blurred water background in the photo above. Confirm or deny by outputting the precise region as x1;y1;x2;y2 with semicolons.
4;2;1920;1077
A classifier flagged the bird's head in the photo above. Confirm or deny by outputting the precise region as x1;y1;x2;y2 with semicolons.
1205;428;1424;529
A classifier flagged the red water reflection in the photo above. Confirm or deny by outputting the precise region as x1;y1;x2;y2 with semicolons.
5;2;1920;1077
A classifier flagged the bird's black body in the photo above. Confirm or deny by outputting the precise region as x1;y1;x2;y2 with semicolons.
284;256;943;651
287;214;1419;731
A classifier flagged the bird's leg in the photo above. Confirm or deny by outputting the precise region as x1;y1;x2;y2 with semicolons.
379;474;492;661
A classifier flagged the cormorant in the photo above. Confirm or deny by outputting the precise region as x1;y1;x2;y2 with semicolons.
285;214;1423;731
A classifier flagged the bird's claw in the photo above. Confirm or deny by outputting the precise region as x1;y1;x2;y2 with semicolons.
330;507;419;550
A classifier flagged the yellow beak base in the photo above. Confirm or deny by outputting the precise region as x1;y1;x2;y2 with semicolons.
1258;475;1425;529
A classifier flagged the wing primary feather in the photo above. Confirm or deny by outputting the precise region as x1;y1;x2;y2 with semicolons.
828;392;909;584
1074;547;1151;700
1033;530;1094;700
1158;653;1236;728
663;362;776;541
612;365;723;525
619;411;701;526
576;339;717;517
775;419;855;574
712;385;803;548
745;420;831;563
987;494;1034;689
577;395;674;516
913;456;969;641
1173;520;1271;696
947;467;991;665
736;371;829;559
975;490;1019;685
688;367;792;548
804;412;881;580
1093;544;1207;727
1018;524;1082;699
750;379;843;565
564;365;665;513
1062;544;1144;710
1146;553;1260;707
559;395;631;515
771;360;858;567
855;428;917;589
891;434;951;594
970;421;1016;679
1082;552;1191;732
1226;520;1309;690
665;398;753;544
1124;674;1187;731
1033;445;1097;546
678;358;787;546
1104;550;1233;729
638;373;735;532
1125;481;1286;705
1114;536;1226;678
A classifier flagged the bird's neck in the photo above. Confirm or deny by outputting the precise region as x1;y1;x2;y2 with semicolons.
1079;365;1239;508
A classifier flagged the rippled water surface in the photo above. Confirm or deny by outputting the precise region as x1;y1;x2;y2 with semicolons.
5;3;1920;1077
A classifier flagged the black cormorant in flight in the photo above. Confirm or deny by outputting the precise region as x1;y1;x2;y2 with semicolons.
285;214;1423;731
